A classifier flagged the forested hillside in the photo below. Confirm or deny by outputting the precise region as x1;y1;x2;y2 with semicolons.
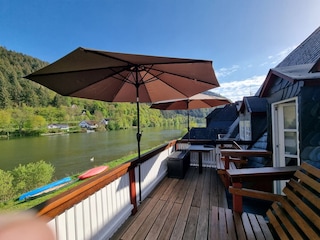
0;46;214;136
0;46;51;108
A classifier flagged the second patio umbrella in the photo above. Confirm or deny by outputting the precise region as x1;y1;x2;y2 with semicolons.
25;47;220;201
151;93;231;140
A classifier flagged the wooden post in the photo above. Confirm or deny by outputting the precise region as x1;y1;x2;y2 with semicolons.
232;182;243;212
224;155;230;186
129;168;138;215
198;152;203;174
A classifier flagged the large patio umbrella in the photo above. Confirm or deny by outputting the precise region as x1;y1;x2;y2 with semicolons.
25;47;220;201
151;93;231;140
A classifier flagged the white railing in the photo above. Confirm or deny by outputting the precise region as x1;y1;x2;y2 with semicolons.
48;173;133;240
190;149;216;168
36;140;218;239
138;147;173;201
176;142;216;168
43;143;175;240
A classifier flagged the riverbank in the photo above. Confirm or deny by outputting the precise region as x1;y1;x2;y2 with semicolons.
0;145;165;212
1;127;184;179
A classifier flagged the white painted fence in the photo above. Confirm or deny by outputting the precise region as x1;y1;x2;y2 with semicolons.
47;145;174;240
176;142;217;168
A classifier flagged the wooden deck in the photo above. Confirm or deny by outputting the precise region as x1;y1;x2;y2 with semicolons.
111;167;228;240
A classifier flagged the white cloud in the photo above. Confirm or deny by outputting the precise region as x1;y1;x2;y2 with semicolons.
268;46;297;65
213;75;266;102
212;46;297;102
216;65;240;78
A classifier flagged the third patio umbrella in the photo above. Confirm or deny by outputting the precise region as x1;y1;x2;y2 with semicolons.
25;47;220;201
151;93;231;140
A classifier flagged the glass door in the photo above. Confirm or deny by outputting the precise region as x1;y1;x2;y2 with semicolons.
272;97;300;194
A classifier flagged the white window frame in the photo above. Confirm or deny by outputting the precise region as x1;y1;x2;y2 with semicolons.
271;97;300;194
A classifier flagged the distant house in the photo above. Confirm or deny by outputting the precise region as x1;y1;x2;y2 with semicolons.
101;118;110;126
183;103;239;140
206;103;239;130
79;121;98;130
238;96;267;142
48;124;69;131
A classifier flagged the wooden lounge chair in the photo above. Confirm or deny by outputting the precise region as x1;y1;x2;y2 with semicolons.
212;162;320;239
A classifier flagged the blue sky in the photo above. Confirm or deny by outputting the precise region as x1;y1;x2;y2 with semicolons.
1;0;320;102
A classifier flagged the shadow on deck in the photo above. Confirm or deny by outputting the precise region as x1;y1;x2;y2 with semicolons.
111;167;228;239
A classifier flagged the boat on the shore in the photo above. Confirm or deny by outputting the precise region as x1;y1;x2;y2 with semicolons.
18;176;73;201
78;166;108;180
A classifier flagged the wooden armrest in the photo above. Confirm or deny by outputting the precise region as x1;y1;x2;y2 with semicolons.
229;186;284;202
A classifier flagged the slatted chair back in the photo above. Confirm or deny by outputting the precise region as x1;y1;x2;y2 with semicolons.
266;162;320;240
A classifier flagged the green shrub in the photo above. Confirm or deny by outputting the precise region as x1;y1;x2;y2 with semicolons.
0;169;15;202
11;160;55;195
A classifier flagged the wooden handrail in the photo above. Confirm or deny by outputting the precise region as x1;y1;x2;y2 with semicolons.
34;162;132;218
226;166;298;212
229;186;284;202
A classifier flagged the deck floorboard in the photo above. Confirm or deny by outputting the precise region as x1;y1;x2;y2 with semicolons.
111;167;228;240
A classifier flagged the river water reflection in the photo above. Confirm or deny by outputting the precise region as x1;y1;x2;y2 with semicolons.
1;128;183;179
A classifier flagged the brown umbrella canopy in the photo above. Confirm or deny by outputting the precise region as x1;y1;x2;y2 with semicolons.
25;47;220;202
25;47;219;103
151;93;231;110
151;93;231;140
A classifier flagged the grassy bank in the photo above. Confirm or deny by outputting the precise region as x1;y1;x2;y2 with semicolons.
0;147;158;212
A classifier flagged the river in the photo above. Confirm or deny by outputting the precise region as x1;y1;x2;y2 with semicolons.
1;127;183;179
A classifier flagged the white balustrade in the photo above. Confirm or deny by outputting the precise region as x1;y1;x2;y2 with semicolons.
47;144;175;240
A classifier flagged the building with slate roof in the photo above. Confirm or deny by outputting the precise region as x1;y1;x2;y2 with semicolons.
257;27;320;172
182;103;239;140
220;27;320;182
239;96;268;143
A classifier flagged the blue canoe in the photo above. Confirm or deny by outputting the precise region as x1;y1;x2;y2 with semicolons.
18;176;72;201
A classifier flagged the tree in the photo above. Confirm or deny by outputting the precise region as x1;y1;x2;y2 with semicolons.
0;72;11;108
0;110;11;135
25;115;47;131
0;170;14;202
11;160;55;195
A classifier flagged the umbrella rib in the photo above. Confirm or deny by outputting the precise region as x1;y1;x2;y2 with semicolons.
85;48;135;66
27;66;124;78
144;65;219;86
84;48;218;86
86;48;211;65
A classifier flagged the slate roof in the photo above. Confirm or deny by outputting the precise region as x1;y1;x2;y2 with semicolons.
258;27;320;97
239;96;268;113
272;63;320;80
277;27;320;67
182;127;226;140
183;103;239;140
206;103;238;123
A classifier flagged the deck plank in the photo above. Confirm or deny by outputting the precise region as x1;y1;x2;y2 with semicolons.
182;206;199;240
247;213;266;239
132;199;166;240
170;168;199;239
196;168;211;239
225;208;237;240
112;167;229;240
191;168;204;208
160;178;179;201
157;202;181;240
145;200;174;240
175;169;194;204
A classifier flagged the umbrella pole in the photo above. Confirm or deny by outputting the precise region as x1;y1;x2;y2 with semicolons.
136;98;142;203
187;101;190;142
188;110;190;141
135;73;142;203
